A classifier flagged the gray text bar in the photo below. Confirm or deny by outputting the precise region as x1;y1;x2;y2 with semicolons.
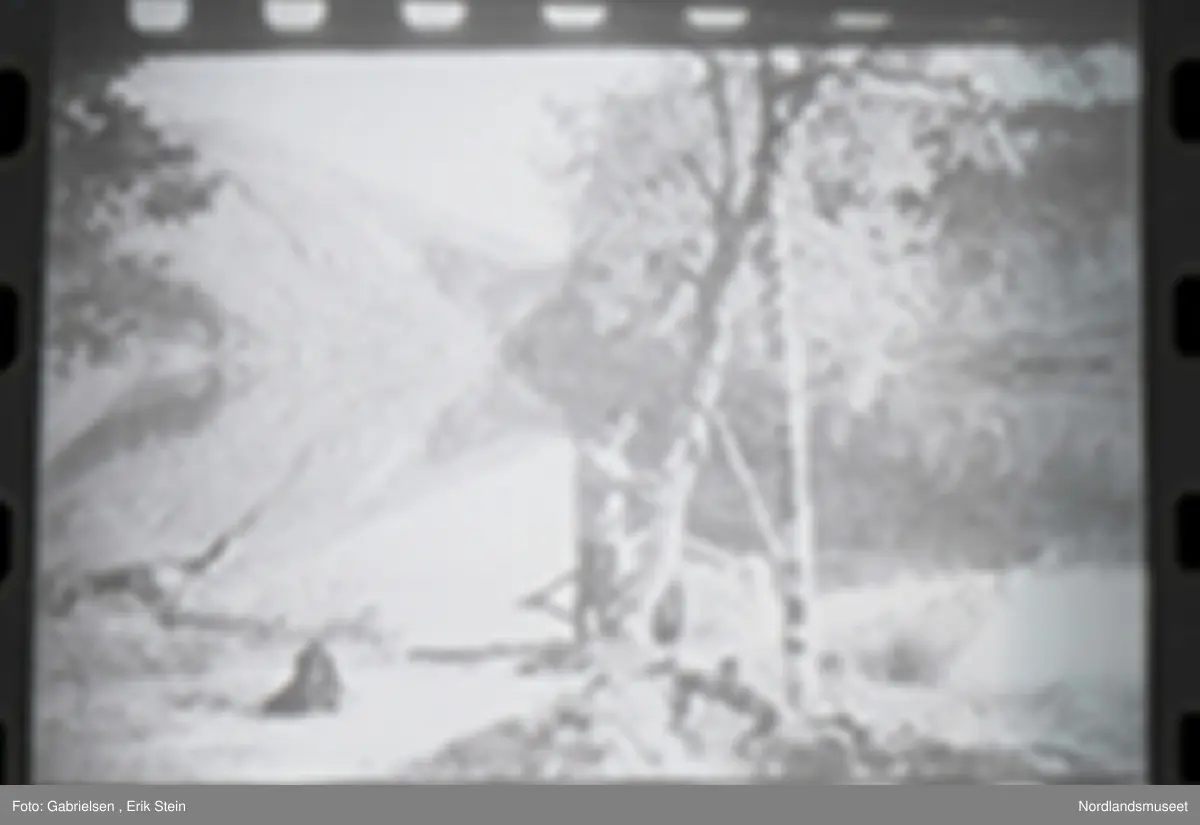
2;786;1197;825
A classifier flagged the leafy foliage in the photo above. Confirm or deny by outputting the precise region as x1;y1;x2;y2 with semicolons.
47;54;228;379
504;47;1138;566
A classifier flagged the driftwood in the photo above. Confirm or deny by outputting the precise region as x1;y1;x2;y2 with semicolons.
647;656;782;755
46;443;318;622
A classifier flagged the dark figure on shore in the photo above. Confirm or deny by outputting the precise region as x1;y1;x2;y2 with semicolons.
261;639;343;717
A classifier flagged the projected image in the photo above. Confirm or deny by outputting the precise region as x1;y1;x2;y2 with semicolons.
36;35;1141;783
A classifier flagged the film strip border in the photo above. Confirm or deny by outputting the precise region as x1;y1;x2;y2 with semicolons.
0;0;1178;787
55;0;1133;50
0;0;48;787
1151;0;1200;787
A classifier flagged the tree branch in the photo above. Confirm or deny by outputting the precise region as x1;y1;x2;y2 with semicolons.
709;409;789;564
696;52;737;217
739;52;793;227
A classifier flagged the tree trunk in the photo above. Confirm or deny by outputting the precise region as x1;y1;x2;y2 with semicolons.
751;187;820;714
626;235;747;644
743;48;823;715
777;251;820;713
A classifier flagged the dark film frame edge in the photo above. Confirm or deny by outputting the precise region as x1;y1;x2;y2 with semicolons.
1146;0;1200;787
7;0;1168;785
0;0;52;787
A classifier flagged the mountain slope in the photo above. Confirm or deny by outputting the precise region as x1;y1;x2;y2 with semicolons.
41;124;551;598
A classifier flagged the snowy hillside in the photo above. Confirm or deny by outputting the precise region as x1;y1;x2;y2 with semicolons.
40;62;595;643
46;144;495;564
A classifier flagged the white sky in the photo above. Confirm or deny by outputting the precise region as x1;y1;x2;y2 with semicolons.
124;52;673;262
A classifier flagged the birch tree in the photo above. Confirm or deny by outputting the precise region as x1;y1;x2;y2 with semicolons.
508;44;1137;709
